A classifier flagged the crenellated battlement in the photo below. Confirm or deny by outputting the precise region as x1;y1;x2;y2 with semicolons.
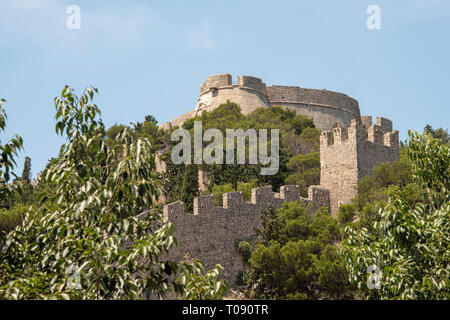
163;74;365;131
199;74;267;97
320;118;399;149
164;185;329;222
163;184;330;285
319;117;400;214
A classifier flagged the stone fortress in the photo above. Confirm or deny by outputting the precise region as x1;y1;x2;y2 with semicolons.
160;73;361;131
160;74;399;285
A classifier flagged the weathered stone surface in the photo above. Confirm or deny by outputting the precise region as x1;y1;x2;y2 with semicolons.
158;74;400;287
319;119;399;215
164;185;329;286
161;74;362;132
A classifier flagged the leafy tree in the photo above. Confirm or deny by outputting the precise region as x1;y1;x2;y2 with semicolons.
210;180;258;206
106;123;129;141
372;160;413;188
144;115;158;124
235;241;252;265
211;183;234;206
175;102;315;193
285;152;320;197
0;204;29;233
247;202;353;299
337;204;356;226
0;86;226;299
0;99;23;205
254;204;284;246
423;124;449;144
180;164;199;213
352;158;414;212
175;261;228;300
343;131;449;299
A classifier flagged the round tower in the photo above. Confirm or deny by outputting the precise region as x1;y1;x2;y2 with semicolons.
265;86;361;131
166;73;362;131
196;74;270;115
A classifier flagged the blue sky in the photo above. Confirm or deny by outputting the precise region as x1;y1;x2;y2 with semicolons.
1;0;449;177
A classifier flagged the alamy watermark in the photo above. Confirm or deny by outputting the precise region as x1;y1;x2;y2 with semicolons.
367;265;382;290
171;121;279;175
66;264;81;289
366;5;381;30
66;5;81;30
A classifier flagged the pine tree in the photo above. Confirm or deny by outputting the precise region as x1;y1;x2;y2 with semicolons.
181;164;199;213
21;156;32;184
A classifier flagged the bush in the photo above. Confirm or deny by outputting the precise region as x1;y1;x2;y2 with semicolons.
337;204;356;226
247;202;353;299
343;131;450;299
236;240;252;264
0;204;29;232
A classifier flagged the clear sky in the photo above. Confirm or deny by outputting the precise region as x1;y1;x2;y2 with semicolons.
1;0;449;177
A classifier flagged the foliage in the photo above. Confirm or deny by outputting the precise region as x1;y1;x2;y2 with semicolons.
424;124;449;144
285;152;320;197
0;86;224;300
337;204;356;226
21;156;32;184
0;99;24;206
352;157;414;211
343;131;450;299
0;204;30;233
175;260;228;300
166;102;316;196
235;241;252;264
211;183;234;206
180;164;199;213
247;202;353;299
210;180;258;206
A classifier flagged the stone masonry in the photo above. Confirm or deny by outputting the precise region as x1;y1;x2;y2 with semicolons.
164;185;330;285
161;73;361;131
160;74;399;286
319;118;399;214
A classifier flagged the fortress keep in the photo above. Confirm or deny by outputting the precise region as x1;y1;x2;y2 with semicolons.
162;73;361;131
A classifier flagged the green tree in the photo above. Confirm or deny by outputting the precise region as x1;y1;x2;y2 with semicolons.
0;86;226;300
247;202;353;299
285;152;320;197
21;156;32;184
180;164;199;213
423;124;449;144
0;99;23;205
343;131;449;299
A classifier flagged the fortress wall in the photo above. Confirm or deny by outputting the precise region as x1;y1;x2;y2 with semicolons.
362;116;394;133
266;86;360;131
170;109;197;128
376;117;393;133
273;102;357;131
163;185;329;285
361;116;373;130
266;86;361;117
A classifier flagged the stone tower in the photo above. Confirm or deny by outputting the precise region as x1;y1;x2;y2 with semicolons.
319;117;399;214
162;73;362;131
